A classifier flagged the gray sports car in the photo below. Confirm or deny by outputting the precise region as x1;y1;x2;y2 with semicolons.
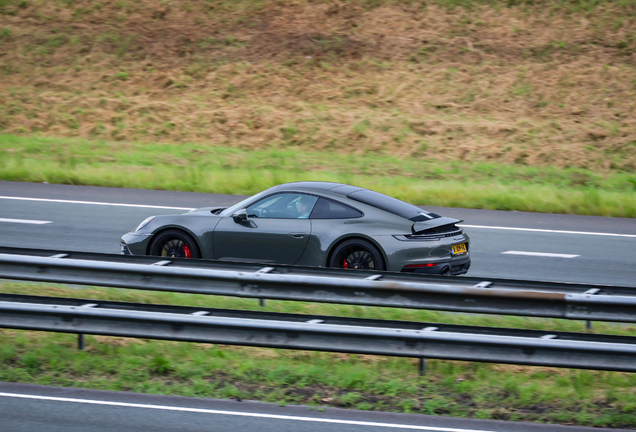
121;182;470;275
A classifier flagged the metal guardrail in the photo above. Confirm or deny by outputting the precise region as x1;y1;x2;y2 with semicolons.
1;293;635;372
0;247;635;323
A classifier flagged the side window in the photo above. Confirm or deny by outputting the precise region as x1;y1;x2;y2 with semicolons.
310;198;363;219
246;193;318;219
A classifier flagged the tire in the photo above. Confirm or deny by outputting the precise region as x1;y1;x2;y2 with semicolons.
149;229;201;259
328;239;386;271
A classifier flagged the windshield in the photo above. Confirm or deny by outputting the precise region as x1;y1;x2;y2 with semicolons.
219;193;265;217
347;190;440;222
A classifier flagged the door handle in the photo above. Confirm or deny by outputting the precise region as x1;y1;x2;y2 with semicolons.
287;232;306;239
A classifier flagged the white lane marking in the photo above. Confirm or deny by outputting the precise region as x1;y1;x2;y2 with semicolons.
0;196;193;211
461;224;636;239
0;392;495;432
502;251;580;258
2;196;632;240
0;218;52;225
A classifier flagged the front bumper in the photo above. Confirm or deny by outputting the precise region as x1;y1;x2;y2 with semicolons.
120;232;153;255
120;240;132;255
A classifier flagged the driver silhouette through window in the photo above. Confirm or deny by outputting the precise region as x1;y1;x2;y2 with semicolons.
296;196;312;218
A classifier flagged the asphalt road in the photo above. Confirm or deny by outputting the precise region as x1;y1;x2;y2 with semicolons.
1;182;635;431
1;181;635;286
1;382;630;432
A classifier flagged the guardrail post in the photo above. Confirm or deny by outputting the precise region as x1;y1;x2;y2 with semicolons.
77;333;85;350
418;358;426;375
259;299;266;307
587;320;593;331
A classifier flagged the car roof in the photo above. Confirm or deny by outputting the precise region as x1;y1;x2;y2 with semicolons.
270;182;441;222
270;181;365;195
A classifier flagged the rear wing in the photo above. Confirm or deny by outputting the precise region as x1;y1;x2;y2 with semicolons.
412;217;462;235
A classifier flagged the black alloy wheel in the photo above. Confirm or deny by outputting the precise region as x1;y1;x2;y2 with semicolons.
329;239;386;271
149;229;201;259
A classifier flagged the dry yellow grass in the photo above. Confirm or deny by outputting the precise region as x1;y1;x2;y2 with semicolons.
1;0;635;171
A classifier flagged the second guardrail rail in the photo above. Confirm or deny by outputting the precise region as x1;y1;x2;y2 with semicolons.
0;247;635;323
1;293;635;372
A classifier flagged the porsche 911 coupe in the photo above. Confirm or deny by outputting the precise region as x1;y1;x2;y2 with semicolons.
121;182;470;275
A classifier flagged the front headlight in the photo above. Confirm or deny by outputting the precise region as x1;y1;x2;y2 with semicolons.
135;216;156;232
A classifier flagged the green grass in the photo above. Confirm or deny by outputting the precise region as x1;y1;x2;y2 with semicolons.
2;134;635;217
1;281;636;428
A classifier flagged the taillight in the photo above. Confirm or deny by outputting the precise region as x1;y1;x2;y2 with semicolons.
403;263;438;269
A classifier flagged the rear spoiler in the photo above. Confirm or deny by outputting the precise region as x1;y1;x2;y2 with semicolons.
412;217;463;235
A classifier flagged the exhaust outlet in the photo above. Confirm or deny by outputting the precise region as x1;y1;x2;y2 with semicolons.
440;265;451;276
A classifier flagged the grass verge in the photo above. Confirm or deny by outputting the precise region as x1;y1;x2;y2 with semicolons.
1;281;636;428
2;134;636;217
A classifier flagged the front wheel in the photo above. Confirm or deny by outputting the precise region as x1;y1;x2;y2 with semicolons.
328;239;386;271
149;229;201;259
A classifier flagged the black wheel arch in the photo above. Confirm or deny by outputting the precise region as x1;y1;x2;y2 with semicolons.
146;226;203;257
325;234;388;269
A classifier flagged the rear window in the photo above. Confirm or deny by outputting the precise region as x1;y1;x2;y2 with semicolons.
346;190;440;222
310;198;362;219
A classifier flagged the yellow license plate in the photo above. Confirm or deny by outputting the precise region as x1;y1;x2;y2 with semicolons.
452;243;467;255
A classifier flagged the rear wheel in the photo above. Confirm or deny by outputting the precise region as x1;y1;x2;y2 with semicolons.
328;239;385;271
149;229;201;259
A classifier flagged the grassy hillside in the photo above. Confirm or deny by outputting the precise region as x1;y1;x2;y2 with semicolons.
0;0;635;171
1;0;635;215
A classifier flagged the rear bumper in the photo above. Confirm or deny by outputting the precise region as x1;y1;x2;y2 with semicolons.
401;256;471;276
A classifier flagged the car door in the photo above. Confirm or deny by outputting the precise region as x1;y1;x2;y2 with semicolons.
213;193;318;265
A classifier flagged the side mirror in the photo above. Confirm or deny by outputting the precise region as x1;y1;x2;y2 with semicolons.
232;208;248;222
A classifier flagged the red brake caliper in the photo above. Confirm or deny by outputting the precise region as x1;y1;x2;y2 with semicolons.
183;243;192;258
343;259;348;269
